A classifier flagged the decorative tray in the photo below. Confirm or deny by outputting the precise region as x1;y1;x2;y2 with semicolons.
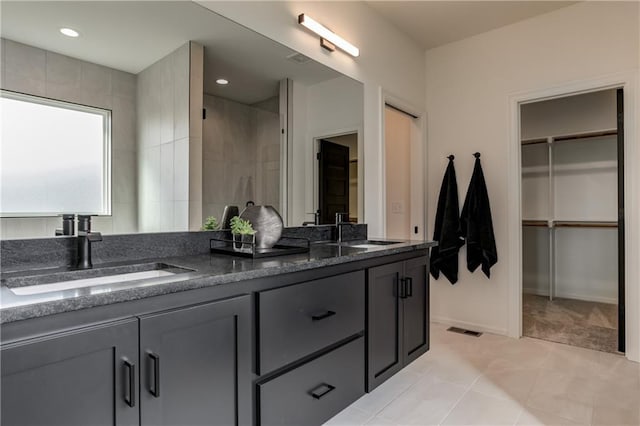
209;236;310;259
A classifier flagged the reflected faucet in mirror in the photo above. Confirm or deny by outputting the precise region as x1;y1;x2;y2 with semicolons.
55;214;76;236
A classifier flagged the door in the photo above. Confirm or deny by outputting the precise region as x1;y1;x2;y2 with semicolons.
367;261;403;391
319;140;349;224
139;296;251;426
402;256;429;365
1;319;139;426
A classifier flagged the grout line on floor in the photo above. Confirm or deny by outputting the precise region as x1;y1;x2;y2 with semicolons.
436;372;482;425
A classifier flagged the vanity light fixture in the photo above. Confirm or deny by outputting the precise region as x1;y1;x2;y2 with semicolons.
216;78;229;85
297;14;359;58
60;28;79;38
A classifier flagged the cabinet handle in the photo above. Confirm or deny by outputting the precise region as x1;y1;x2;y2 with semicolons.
399;278;407;299
309;383;336;399
124;360;136;408
149;352;160;398
311;310;336;321
406;277;413;297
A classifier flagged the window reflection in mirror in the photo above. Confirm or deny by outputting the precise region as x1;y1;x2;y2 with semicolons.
0;90;111;217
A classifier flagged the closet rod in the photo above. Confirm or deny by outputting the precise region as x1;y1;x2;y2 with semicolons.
553;128;617;142
521;138;548;146
520;128;617;145
554;221;618;228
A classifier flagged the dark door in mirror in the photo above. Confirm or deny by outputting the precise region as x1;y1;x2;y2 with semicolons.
319;140;350;224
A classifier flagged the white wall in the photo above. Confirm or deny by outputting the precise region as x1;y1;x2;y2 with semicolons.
197;1;426;237
425;2;640;360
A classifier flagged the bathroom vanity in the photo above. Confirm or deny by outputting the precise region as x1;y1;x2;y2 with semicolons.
0;231;435;426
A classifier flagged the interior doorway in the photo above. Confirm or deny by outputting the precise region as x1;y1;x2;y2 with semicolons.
316;133;358;225
519;88;624;353
384;104;419;240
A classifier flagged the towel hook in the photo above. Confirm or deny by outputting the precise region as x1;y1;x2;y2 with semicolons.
447;155;455;160
473;152;481;158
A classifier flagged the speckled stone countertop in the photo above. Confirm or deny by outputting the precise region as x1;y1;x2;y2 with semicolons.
0;240;435;324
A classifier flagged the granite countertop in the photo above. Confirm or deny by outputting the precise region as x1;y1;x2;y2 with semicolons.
0;239;436;324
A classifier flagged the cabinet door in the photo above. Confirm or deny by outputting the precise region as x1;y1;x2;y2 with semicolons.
1;319;139;426
402;256;429;365
367;261;404;391
139;295;251;426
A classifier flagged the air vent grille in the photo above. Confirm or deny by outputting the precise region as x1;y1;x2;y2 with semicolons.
447;327;483;337
286;52;311;64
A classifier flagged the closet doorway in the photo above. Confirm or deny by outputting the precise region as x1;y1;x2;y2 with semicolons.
520;88;624;353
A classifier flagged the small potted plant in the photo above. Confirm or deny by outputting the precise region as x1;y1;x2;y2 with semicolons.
230;216;256;251
202;216;219;231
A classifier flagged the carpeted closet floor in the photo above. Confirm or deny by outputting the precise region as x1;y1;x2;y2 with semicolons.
523;294;619;353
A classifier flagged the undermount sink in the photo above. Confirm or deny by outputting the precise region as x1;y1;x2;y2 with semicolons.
5;262;193;296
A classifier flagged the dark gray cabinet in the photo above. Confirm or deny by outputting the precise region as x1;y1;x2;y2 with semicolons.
1;319;139;426
367;256;429;391
258;337;364;426
139;295;252;426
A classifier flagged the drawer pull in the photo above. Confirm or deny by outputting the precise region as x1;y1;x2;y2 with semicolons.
309;383;336;399
311;310;336;321
399;278;407;299
123;360;136;407
148;352;160;398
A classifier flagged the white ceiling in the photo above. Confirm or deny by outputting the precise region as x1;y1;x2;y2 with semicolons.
366;1;578;50
0;1;342;104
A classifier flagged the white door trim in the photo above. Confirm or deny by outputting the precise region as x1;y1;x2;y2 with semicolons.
381;91;428;240
507;70;639;362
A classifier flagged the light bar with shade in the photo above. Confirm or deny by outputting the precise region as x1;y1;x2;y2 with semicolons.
297;14;360;58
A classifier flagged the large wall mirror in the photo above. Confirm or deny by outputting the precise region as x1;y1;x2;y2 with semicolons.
0;1;364;239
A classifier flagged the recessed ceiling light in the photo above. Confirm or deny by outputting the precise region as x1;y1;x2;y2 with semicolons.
60;28;79;38
216;79;229;85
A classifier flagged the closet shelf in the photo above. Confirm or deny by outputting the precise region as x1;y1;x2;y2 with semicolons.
521;220;618;228
521;128;617;146
522;220;549;227
554;220;618;228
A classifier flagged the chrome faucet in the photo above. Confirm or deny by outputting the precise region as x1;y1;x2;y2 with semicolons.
76;215;102;269
335;212;350;244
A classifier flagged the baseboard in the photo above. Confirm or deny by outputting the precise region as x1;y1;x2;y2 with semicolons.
431;316;508;337
523;288;617;305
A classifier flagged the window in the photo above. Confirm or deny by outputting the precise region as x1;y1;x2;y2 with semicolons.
0;90;111;216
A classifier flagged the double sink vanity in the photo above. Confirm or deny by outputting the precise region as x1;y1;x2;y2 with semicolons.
0;226;435;426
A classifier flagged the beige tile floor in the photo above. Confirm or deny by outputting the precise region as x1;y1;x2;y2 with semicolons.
324;323;640;426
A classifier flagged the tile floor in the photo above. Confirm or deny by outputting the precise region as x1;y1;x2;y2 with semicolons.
324;323;640;426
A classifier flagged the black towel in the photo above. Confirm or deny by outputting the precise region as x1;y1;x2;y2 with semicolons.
460;154;497;278
430;156;464;284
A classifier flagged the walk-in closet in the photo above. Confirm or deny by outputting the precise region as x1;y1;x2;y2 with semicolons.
520;88;624;353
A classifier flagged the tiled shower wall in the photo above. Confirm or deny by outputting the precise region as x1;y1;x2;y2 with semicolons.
0;38;138;238
136;42;203;232
202;94;280;220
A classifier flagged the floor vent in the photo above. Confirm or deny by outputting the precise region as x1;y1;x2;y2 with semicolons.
447;326;483;337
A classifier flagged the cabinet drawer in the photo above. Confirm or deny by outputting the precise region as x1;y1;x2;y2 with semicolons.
258;337;364;426
258;270;365;373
